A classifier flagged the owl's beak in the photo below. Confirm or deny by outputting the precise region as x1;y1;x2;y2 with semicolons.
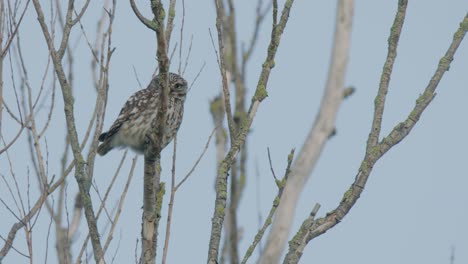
172;90;187;97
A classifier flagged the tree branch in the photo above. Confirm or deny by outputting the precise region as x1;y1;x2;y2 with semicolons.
138;1;172;263
207;1;296;263
260;1;354;262
241;149;295;264
31;1;104;262
366;0;407;150
283;4;468;263
129;0;157;31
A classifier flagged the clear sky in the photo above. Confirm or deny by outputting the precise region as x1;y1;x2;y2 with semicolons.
1;0;467;263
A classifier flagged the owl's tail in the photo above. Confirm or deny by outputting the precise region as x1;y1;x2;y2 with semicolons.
97;140;113;156
97;132;113;156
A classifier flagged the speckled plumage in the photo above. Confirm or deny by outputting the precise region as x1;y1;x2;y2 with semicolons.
97;72;188;156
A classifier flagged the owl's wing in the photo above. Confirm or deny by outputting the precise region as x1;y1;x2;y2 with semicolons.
100;88;155;141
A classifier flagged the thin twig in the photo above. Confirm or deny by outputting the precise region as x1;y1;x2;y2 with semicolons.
261;1;354;261
207;1;296;262
175;127;217;191
284;4;468;264
31;0;105;261
188;61;206;91
266;147;277;182
165;0;177;47
102;155;138;253
177;0;185;75
213;1;236;143
241;149;295;264
182;34;193;76
75;150;129;264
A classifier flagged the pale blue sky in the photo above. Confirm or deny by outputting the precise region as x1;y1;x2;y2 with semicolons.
1;1;467;263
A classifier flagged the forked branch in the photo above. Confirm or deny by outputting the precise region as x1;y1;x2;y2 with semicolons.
284;3;468;264
207;1;296;263
260;1;354;262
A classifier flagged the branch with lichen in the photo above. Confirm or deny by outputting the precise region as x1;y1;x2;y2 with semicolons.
260;0;354;261
129;1;175;263
241;149;295;264
282;204;321;264
211;1;271;261
283;3;468;263
31;0;105;263
207;1;296;263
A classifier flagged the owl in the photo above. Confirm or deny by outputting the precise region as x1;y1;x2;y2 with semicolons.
97;72;188;156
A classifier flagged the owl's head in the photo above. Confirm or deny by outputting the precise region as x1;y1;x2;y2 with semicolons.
150;72;188;99
148;72;188;100
169;73;188;99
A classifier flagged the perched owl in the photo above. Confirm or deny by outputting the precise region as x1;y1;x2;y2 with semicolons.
97;72;188;156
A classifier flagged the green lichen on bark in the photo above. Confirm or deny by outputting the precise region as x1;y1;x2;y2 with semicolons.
215;204;225;215
455;17;468;38
254;84;268;102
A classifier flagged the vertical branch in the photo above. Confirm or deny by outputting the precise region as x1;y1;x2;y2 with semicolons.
161;137;177;264
241;149;295;264
207;1;296;263
165;0;177;47
260;1;354;262
366;0;407;150
30;0;105;263
131;1;172;263
214;0;235;143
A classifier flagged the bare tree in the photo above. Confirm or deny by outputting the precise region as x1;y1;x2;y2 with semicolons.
0;0;466;264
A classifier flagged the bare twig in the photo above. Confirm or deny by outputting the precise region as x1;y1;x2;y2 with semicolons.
182;35;193;76
177;0;186;75
71;0;91;26
266;148;278;182
213;1;235;143
165;0;177;47
31;0;105;262
102;155;138;254
175;127;217;191
132;65;143;89
75;151;129;264
283;3;468;263
260;1;354;262
188;61;206;91
207;1;296;263
163;127;216;262
0;0;30;59
241;149;295;264
241;0;271;77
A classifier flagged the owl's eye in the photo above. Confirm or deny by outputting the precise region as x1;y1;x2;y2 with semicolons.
174;82;185;90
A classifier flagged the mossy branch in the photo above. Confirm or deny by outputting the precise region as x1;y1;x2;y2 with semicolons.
241;149;295;264
207;1;296;263
31;0;104;263
284;6;468;264
367;0;407;150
